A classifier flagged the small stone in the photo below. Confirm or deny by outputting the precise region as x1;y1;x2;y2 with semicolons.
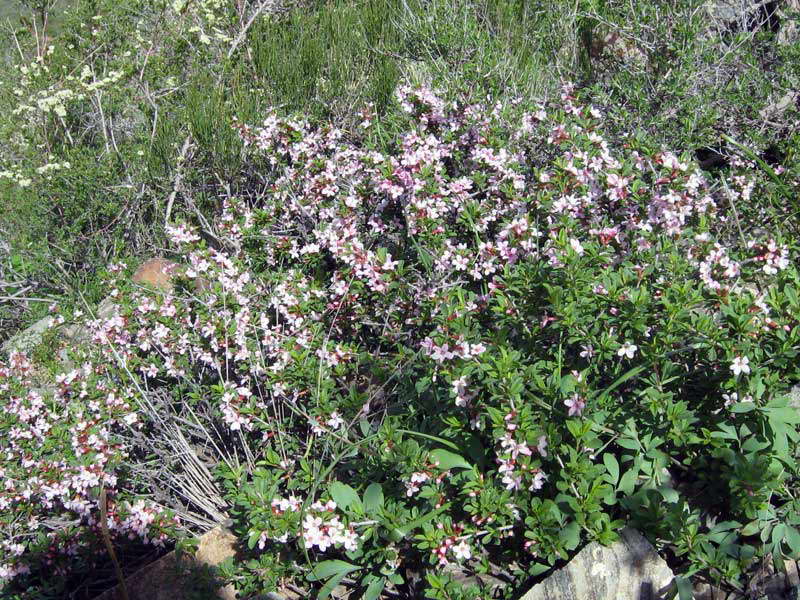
132;258;210;293
90;525;238;600
132;258;184;291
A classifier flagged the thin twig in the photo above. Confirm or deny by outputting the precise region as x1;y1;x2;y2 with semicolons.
0;286;33;300
226;0;279;60
165;135;194;225
99;487;130;600
0;295;55;303
95;89;111;155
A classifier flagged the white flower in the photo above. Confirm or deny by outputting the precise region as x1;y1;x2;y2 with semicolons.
731;356;750;376
537;435;548;457
452;541;472;561
326;412;344;430
617;342;637;359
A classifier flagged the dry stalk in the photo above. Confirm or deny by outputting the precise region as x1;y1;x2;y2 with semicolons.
164;134;194;225
99;487;130;600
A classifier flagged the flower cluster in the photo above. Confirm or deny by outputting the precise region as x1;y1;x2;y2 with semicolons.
0;334;176;586
301;501;360;553
432;536;472;566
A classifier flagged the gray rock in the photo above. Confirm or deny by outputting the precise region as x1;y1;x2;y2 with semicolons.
788;385;800;410
1;314;55;357
58;297;118;364
703;0;790;38
520;528;674;600
706;0;749;24
759;91;799;121
777;0;800;45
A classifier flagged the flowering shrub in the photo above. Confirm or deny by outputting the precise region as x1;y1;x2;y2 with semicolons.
0;349;179;596
3;83;800;598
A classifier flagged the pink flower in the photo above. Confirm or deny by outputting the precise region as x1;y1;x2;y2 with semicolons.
529;470;547;491
564;394;585;417
569;238;585;255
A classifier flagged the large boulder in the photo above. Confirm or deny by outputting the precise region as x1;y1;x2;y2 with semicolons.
521;528;674;600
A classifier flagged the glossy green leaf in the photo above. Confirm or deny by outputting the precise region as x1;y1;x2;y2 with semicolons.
363;483;384;515
618;468;637;495
603;453;619;485
430;448;471;471
741;520;761;537
657;485;679;504
561;521;581;550
319;572;350;600
785;526;800;557
361;576;386;600
329;481;362;512
307;559;361;582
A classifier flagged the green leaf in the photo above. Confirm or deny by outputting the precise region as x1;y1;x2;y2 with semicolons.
329;481;362;512
761;523;774;543
710;423;737;439
388;528;405;543
772;523;787;548
559;374;576;395
395;506;448;538
765;404;800;424
617;438;640;450
566;419;584;440
247;530;261;550
754;374;766;399
730;402;755;413
528;563;550;577
359;418;371;437
319;572;350;600
785;285;799;308
710;521;742;534
603;453;619;485
741;520;761;537
785;526;800;557
361;576;386;600
430;449;471;471
597;364;649;399
618;468;638;495
765;403;800;458
675;576;693;600
561;521;581;550
363;483;384;515
388;572;404;585
307;560;361;582
657;485;679;504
